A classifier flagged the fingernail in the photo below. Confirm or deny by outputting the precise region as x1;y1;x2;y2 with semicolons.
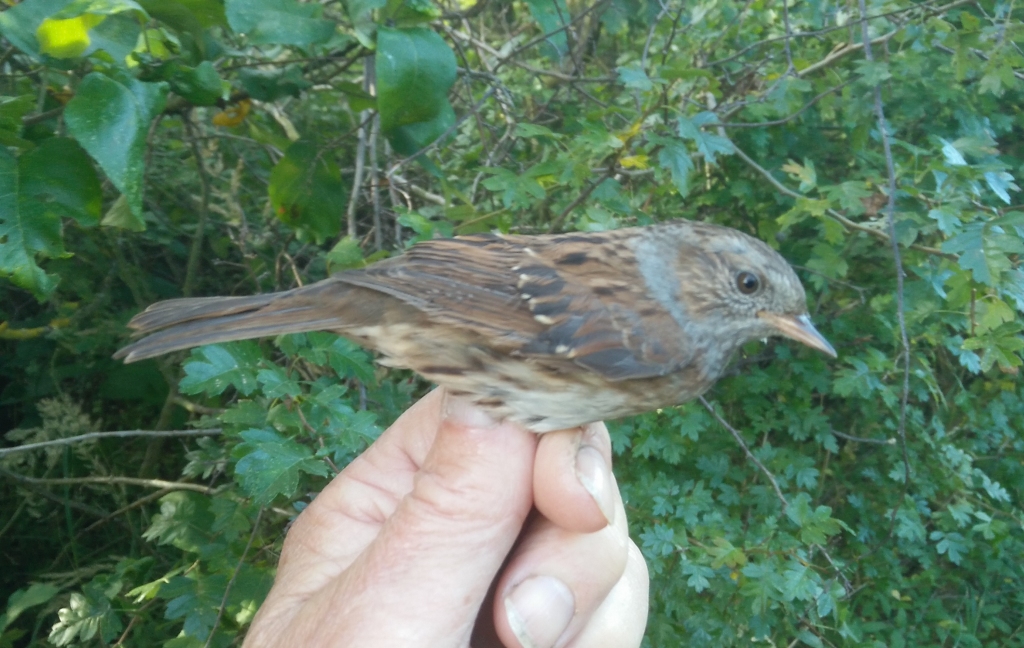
575;437;615;525
504;576;575;648
444;395;498;429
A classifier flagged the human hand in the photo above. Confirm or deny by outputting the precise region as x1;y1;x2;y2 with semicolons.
243;388;649;647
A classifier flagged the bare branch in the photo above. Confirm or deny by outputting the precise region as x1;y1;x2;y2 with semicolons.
0;429;222;458
858;0;913;534
700;397;789;510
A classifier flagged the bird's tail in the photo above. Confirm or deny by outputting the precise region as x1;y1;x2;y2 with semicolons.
114;286;350;362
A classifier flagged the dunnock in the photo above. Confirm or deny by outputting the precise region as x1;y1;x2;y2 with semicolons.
116;220;835;431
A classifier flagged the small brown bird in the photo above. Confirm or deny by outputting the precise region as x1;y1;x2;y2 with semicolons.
116;220;835;432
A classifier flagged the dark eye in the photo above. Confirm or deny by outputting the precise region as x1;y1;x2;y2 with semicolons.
736;271;761;295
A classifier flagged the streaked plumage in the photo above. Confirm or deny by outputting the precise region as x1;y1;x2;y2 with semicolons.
116;220;835;432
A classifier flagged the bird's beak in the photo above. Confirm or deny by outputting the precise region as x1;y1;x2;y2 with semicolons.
757;312;837;358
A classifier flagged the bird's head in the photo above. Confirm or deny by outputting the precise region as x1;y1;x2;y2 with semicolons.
655;222;837;358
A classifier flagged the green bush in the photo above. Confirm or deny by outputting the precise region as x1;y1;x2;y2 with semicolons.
2;0;1023;645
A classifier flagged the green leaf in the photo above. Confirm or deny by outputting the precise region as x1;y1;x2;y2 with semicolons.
161;574;221;640
234;428;330;505
225;0;334;46
855;59;892;85
380;0;440;25
256;365;301;399
654;137;694;196
64;71;168;218
269;140;346;243
984;170;1018;204
48;583;123;646
168;60;223;106
930;530;968;565
1;583;61;633
677;112;734;164
100;193;145;231
618;62;653;91
142;491;215;551
515;123;562;140
179;342;263;397
523;0;569;59
0;0;77;60
0;137;100;294
20;137;103;227
785;493;844;544
240;65;312;102
376;26;457;155
325;236;366;270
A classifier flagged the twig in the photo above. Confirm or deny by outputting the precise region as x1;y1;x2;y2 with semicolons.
0;429;222;457
549;166;616;232
346;60;373;240
721;81;852;127
731;145;953;259
831;429;896;445
1;471;217;494
204;508;264;648
704;0;973;68
182;114;212;297
700;397;789;510
780;0;796;74
858;0;913;534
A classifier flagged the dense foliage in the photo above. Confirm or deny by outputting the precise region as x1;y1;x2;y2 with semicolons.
2;0;1024;645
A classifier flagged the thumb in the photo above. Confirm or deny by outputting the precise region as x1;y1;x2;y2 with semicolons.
287;396;538;647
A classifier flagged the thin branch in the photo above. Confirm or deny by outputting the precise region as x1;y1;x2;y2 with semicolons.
1;471;217;494
730;144;953;259
700;397;789;510
0;429;222;458
182;115;212;297
780;0;796;74
721;80;852;127
705;0;974;68
549;166;616;232
370;112;383;252
831;429;897;445
858;0;913;533
204;508;264;648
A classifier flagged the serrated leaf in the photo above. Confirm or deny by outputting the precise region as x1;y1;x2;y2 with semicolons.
939;137;967;166
677;112;734;164
984;170;1018;204
234;428;329;504
655;138;694;196
179;342;263;396
618;62;653;91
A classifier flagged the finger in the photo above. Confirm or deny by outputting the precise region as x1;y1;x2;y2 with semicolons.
565;540;649;648
251;395;540;647
493;476;632;648
533;422;615;534
269;389;448;598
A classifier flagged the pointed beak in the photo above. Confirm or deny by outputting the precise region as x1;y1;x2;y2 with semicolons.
757;312;837;358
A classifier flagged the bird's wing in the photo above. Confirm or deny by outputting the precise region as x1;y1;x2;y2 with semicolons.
338;231;691;380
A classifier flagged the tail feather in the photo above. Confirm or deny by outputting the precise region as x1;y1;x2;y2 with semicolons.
126;295;280;332
115;290;347;362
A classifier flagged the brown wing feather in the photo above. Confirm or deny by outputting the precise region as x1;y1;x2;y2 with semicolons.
337;230;692;381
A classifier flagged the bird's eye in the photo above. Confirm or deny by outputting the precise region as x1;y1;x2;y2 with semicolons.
736;271;761;295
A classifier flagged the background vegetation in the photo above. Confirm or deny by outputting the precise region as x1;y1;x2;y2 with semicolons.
1;0;1023;645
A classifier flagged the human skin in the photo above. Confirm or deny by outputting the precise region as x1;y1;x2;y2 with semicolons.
243;388;649;648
